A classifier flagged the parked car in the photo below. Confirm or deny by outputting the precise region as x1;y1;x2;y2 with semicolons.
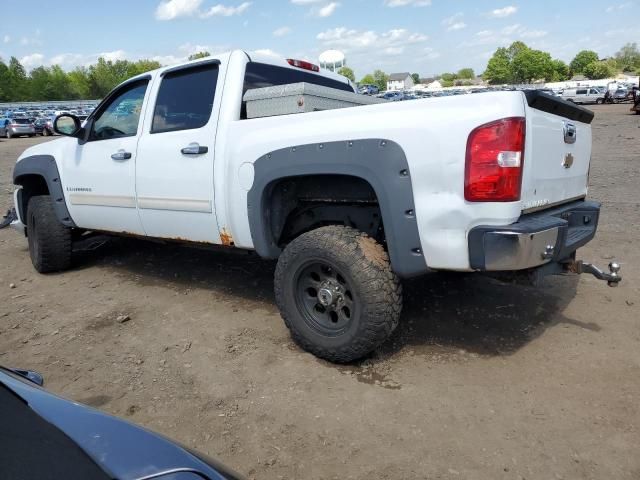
3;117;36;138
612;88;629;101
561;87;605;104
0;366;243;480
382;91;404;101
9;50;622;364
358;84;379;95
0;117;7;138
33;117;56;136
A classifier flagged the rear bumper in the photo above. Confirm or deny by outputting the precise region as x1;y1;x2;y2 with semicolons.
9;127;35;135
468;200;599;271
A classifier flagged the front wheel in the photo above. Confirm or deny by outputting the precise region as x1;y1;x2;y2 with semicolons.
596;98;603;105
274;226;402;363
27;195;72;273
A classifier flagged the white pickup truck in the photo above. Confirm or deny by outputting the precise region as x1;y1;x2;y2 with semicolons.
10;50;621;362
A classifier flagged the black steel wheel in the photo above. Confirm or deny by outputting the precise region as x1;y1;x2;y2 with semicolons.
294;260;358;337
275;225;402;363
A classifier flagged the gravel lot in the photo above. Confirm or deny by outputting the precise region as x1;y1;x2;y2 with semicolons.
1;104;639;479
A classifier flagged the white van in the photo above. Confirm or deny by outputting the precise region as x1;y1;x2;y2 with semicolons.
561;87;605;104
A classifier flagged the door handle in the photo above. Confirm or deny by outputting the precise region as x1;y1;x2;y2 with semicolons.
111;150;132;161
181;143;208;155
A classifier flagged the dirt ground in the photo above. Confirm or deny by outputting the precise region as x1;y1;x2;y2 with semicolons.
1;104;639;479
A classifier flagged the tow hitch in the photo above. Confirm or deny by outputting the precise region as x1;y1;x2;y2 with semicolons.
566;260;622;287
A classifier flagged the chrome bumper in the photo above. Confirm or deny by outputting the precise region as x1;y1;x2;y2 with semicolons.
468;200;622;287
468;200;600;271
482;227;559;270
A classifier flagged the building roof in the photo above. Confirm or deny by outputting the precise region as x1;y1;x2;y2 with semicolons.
389;72;411;81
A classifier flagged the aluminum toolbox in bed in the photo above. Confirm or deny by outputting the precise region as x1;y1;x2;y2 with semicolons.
243;82;385;119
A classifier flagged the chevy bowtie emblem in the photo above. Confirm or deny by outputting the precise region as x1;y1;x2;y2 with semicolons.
562;153;574;169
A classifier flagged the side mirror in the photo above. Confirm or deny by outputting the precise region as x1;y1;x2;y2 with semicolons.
53;114;82;137
7;367;44;386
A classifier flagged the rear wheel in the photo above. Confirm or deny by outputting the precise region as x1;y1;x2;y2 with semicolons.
274;225;402;363
27;195;72;273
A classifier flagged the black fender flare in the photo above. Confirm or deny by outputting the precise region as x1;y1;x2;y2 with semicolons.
13;155;76;227
247;139;427;278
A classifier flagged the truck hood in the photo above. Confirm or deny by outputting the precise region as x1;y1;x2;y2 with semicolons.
16;136;74;163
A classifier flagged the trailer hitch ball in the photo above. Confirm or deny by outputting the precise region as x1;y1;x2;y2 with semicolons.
608;262;621;287
566;259;622;287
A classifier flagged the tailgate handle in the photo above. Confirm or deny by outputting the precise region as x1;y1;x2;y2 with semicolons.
563;122;576;144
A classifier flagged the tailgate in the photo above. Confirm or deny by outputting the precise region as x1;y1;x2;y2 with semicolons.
520;91;594;211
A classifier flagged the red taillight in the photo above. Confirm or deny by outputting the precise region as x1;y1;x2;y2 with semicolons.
286;58;320;72
464;117;525;202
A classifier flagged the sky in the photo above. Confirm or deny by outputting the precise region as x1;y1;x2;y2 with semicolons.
1;0;638;79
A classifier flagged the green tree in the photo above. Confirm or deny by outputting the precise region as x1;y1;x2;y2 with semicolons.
484;47;512;84
188;51;211;61
68;67;91;99
614;42;640;72
8;56;28;101
550;59;570;81
484;42;565;84
511;48;554;83
29;66;55;100
372;69;389;91
87;58;162;98
583;61;615;80
337;66;355;82
410;73;420;84
359;74;376;86
457;68;475;79
570;50;599;75
440;72;457;82
0;58;8;101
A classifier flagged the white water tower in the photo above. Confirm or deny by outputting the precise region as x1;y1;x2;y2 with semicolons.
319;50;346;72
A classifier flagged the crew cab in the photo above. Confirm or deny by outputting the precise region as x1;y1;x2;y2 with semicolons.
10;50;622;363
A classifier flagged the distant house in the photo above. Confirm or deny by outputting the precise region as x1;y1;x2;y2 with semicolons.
387;72;414;91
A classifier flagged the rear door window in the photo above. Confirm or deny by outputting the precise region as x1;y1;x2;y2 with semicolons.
576;89;588;95
151;63;219;134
